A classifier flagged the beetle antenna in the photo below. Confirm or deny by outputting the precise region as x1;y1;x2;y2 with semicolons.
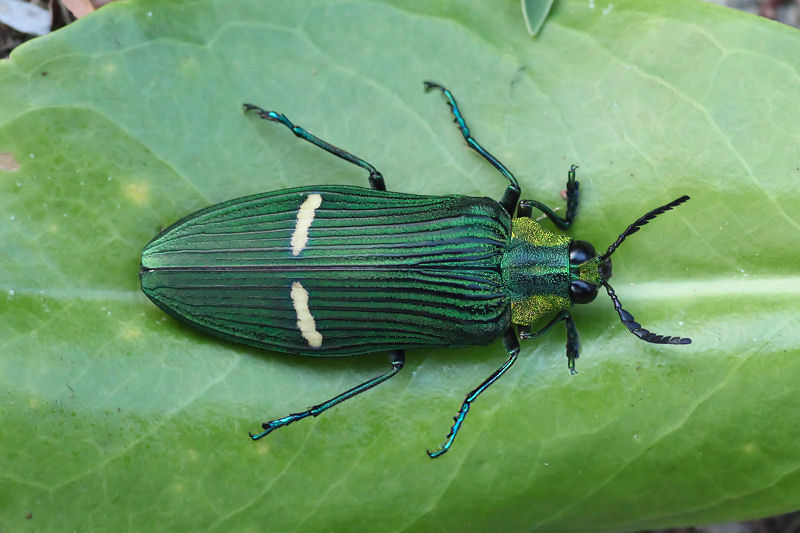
599;195;690;262
602;281;691;344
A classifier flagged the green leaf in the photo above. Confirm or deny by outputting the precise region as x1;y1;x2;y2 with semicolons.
522;0;556;35
2;0;799;531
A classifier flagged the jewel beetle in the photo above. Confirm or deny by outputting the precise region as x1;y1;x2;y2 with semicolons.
140;81;691;458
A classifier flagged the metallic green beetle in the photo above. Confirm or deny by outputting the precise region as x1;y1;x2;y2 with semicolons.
140;82;691;458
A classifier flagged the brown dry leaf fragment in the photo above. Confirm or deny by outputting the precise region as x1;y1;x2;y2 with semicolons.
0;152;20;171
61;0;114;18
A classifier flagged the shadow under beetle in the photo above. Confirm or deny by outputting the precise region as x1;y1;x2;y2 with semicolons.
140;81;691;458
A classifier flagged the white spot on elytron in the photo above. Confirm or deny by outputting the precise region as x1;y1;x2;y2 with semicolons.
290;281;323;348
291;193;322;256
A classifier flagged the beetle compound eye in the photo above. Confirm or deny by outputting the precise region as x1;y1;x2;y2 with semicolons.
569;240;596;265
570;280;598;304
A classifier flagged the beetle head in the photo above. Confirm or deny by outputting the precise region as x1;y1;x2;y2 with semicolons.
567;240;611;305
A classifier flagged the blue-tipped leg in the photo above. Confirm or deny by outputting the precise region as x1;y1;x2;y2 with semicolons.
424;81;521;216
250;350;405;440
243;103;387;191
427;328;519;458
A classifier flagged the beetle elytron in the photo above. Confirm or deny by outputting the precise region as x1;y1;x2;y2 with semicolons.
140;82;691;457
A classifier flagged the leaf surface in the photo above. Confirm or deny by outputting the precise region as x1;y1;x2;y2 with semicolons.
1;1;799;531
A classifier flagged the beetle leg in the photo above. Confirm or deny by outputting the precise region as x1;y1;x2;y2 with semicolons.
249;350;405;440
427;328;520;458
564;314;580;374
243;103;387;191
517;165;580;229
423;81;521;216
518;310;581;374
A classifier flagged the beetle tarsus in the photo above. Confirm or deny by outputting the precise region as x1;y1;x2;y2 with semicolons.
427;447;446;459
249;427;272;440
242;103;280;122
565;313;580;373
427;410;464;459
249;418;288;440
565;165;580;223
422;80;444;93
